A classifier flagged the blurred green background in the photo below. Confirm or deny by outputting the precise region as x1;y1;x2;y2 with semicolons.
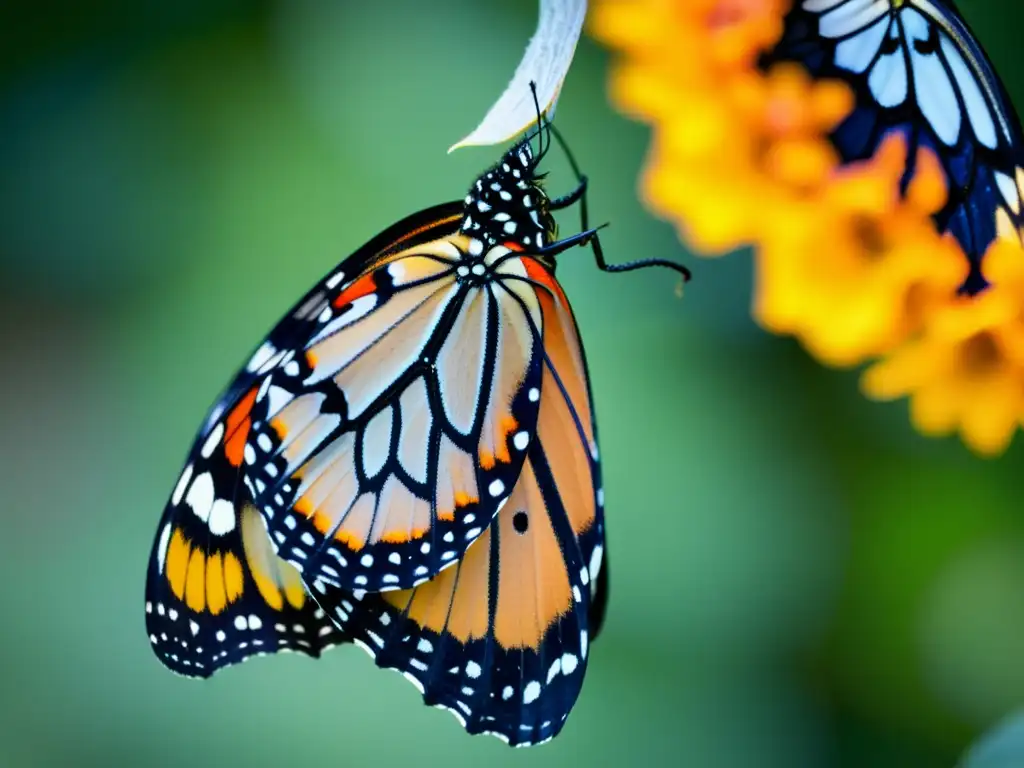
3;1;1024;766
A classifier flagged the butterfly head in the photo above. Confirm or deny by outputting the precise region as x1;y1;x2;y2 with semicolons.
460;139;556;251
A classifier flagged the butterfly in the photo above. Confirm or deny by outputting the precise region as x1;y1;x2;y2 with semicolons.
765;0;1024;294
145;107;691;746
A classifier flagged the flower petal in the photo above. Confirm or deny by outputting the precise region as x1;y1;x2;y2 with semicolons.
449;0;587;152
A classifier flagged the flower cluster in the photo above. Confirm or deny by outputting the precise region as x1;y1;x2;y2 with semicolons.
591;0;1024;455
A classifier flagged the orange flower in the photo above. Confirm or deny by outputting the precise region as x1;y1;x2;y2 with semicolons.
863;240;1024;455
756;136;966;366
592;0;1024;456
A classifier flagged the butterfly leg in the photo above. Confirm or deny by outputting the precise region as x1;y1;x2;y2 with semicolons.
544;121;692;281
549;176;588;214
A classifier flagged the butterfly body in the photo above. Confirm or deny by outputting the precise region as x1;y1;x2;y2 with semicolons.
767;0;1024;293
146;132;620;746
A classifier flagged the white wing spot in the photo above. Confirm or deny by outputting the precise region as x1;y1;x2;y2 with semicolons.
466;661;482;679
589;544;604;584
208;499;236;536
488;479;505;497
171;463;193;506
523;681;541;704
186;472;215;524
156;523;172;574
561;653;579;675
247;341;276;373
513;431;529;451
200;423;224;459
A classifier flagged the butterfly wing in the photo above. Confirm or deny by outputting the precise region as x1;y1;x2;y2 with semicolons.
310;256;608;746
768;0;1024;292
145;497;347;677
145;203;467;675
243;241;546;594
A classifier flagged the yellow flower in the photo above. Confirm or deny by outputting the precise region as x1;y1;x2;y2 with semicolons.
756;136;966;366
863;241;1024;455
591;0;1024;456
594;0;819;254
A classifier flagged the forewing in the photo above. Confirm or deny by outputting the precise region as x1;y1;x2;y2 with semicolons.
145;203;466;674
145;436;347;677
308;259;607;747
244;240;545;593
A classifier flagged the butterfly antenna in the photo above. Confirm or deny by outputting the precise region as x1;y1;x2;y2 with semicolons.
528;80;552;166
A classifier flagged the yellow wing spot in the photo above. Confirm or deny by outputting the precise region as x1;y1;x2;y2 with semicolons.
166;528;190;600
281;566;307;610
206;553;227;615
996;207;1017;241
479;449;496;470
305;350;318;370
185;549;207;612
223;551;244;602
250;559;285;611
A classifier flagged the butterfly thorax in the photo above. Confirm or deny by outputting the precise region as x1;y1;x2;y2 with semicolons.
459;140;557;254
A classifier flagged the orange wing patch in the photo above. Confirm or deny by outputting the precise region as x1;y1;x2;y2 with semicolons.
166;528;190;600
381;455;572;652
493;459;573;650
241;505;308;611
382;523;491;642
522;256;571;313
164;527;248;615
332;271;377;309
436;434;480;523
206;553;227;614
223;386;258;467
